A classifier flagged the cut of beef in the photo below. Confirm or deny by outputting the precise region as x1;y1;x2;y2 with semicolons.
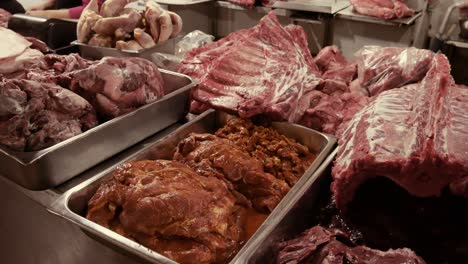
179;12;321;123
350;0;414;20
332;54;468;210
173;133;290;213
0;79;98;151
67;57;164;118
277;225;425;264
299;91;370;137
356;46;433;96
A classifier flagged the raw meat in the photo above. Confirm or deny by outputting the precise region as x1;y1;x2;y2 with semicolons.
133;28;155;48
332;54;468;210
66;57;164;118
226;0;255;7
0;48;43;75
277;225;425;264
0;79;98;151
24;37;49;53
0;8;11;28
299;91;370;136
356;46;433;96
215;118;316;187
93;10;142;36
173;133;290;212
350;0;414;20
144;1;164;42
179;12;321;123
314;46;356;84
100;0;137;17
87;160;246;264
77;0;102;43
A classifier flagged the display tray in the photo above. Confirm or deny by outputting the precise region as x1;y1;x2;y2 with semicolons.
49;110;337;264
0;69;195;190
72;39;176;60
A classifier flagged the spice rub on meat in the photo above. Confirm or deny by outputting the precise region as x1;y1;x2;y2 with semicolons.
173;133;290;213
86;160;246;264
215;118;316;186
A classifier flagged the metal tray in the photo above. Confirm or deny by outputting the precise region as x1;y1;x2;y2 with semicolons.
73;39;176;60
0;69;195;190
234;148;338;263
49;110;336;264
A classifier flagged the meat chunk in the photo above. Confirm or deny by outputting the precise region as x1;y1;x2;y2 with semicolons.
100;0;137;17
144;1;164;42
356;46;433;96
332;54;468;210
77;0;101;43
87;160;245;264
350;0;414;20
93;10;142;37
88;34;113;48
174;133;290;212
66;57;164;118
179;12;321;123
133;28;155;49
215;118;316;187
0;79;97;151
277;225;425;264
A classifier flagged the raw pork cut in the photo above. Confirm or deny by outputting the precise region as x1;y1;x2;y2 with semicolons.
66;57;164;118
0;79;98;151
332;54;468;210
356;46;433;96
350;0;414;20
277;225;425;264
179;12;321;123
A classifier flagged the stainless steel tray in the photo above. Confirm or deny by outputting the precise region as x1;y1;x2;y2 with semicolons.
72;40;176;60
49;110;336;264
234;148;338;263
0;69;195;190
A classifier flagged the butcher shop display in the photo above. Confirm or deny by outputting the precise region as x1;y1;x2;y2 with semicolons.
0;27;165;151
350;0;415;20
86;117;316;264
77;0;183;51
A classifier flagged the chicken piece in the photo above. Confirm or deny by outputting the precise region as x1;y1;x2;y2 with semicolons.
157;11;173;44
100;0;137;17
88;34;113;48
168;11;183;38
115;40;143;51
87;160;246;264
0;79;97;151
174;133;290;212
93;10;142;37
133;28;155;48
77;0;101;43
66;57;164;118
114;28;131;41
144;1;163;42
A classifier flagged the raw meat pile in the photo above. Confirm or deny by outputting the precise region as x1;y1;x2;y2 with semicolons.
78;0;182;51
332;53;468;211
225;0;286;8
0;28;165;151
179;12;322;123
277;226;425;264
350;0;415;20
0;8;11;28
87;117;316;264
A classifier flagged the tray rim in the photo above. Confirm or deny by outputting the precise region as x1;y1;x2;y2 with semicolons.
48;110;337;264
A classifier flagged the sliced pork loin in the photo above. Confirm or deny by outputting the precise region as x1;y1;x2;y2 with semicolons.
66;57;164;119
0;79;98;151
332;54;468;210
179;11;321;123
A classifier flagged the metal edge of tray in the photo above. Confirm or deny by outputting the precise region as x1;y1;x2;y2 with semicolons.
335;6;422;26
0;69;196;190
238;147;338;263
72;40;176;58
272;0;350;14
48;110;337;264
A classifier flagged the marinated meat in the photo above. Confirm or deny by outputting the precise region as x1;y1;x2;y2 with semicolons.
215;118;316;187
87;160;245;264
277;225;425;264
66;57;164;118
174;133;290;212
0;79;97;151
